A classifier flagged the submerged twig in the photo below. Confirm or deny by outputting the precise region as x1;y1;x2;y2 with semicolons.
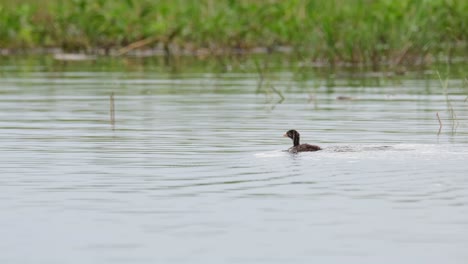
436;112;442;135
110;92;115;130
254;59;264;93
117;37;157;56
336;96;353;101
270;85;285;103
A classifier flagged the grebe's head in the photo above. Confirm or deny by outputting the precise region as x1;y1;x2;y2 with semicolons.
283;129;300;146
283;129;299;139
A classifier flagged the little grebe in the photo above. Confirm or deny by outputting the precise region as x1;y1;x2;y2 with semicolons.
283;129;321;153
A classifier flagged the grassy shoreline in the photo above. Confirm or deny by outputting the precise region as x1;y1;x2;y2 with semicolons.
1;0;467;65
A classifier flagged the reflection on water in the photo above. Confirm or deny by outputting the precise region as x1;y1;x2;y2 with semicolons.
0;64;467;264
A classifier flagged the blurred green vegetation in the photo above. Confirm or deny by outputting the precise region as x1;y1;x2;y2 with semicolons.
0;0;466;65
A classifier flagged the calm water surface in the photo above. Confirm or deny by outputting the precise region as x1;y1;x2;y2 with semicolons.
1;64;468;263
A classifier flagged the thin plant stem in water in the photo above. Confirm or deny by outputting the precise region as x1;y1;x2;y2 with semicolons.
110;92;115;130
464;78;468;102
254;59;264;93
437;71;458;133
436;112;442;135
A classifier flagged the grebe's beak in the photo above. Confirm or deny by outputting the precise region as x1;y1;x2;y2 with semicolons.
283;133;288;137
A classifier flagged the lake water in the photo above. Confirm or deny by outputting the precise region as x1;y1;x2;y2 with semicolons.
1;61;467;263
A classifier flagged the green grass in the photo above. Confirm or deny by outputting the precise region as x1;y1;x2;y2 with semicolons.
0;0;467;65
